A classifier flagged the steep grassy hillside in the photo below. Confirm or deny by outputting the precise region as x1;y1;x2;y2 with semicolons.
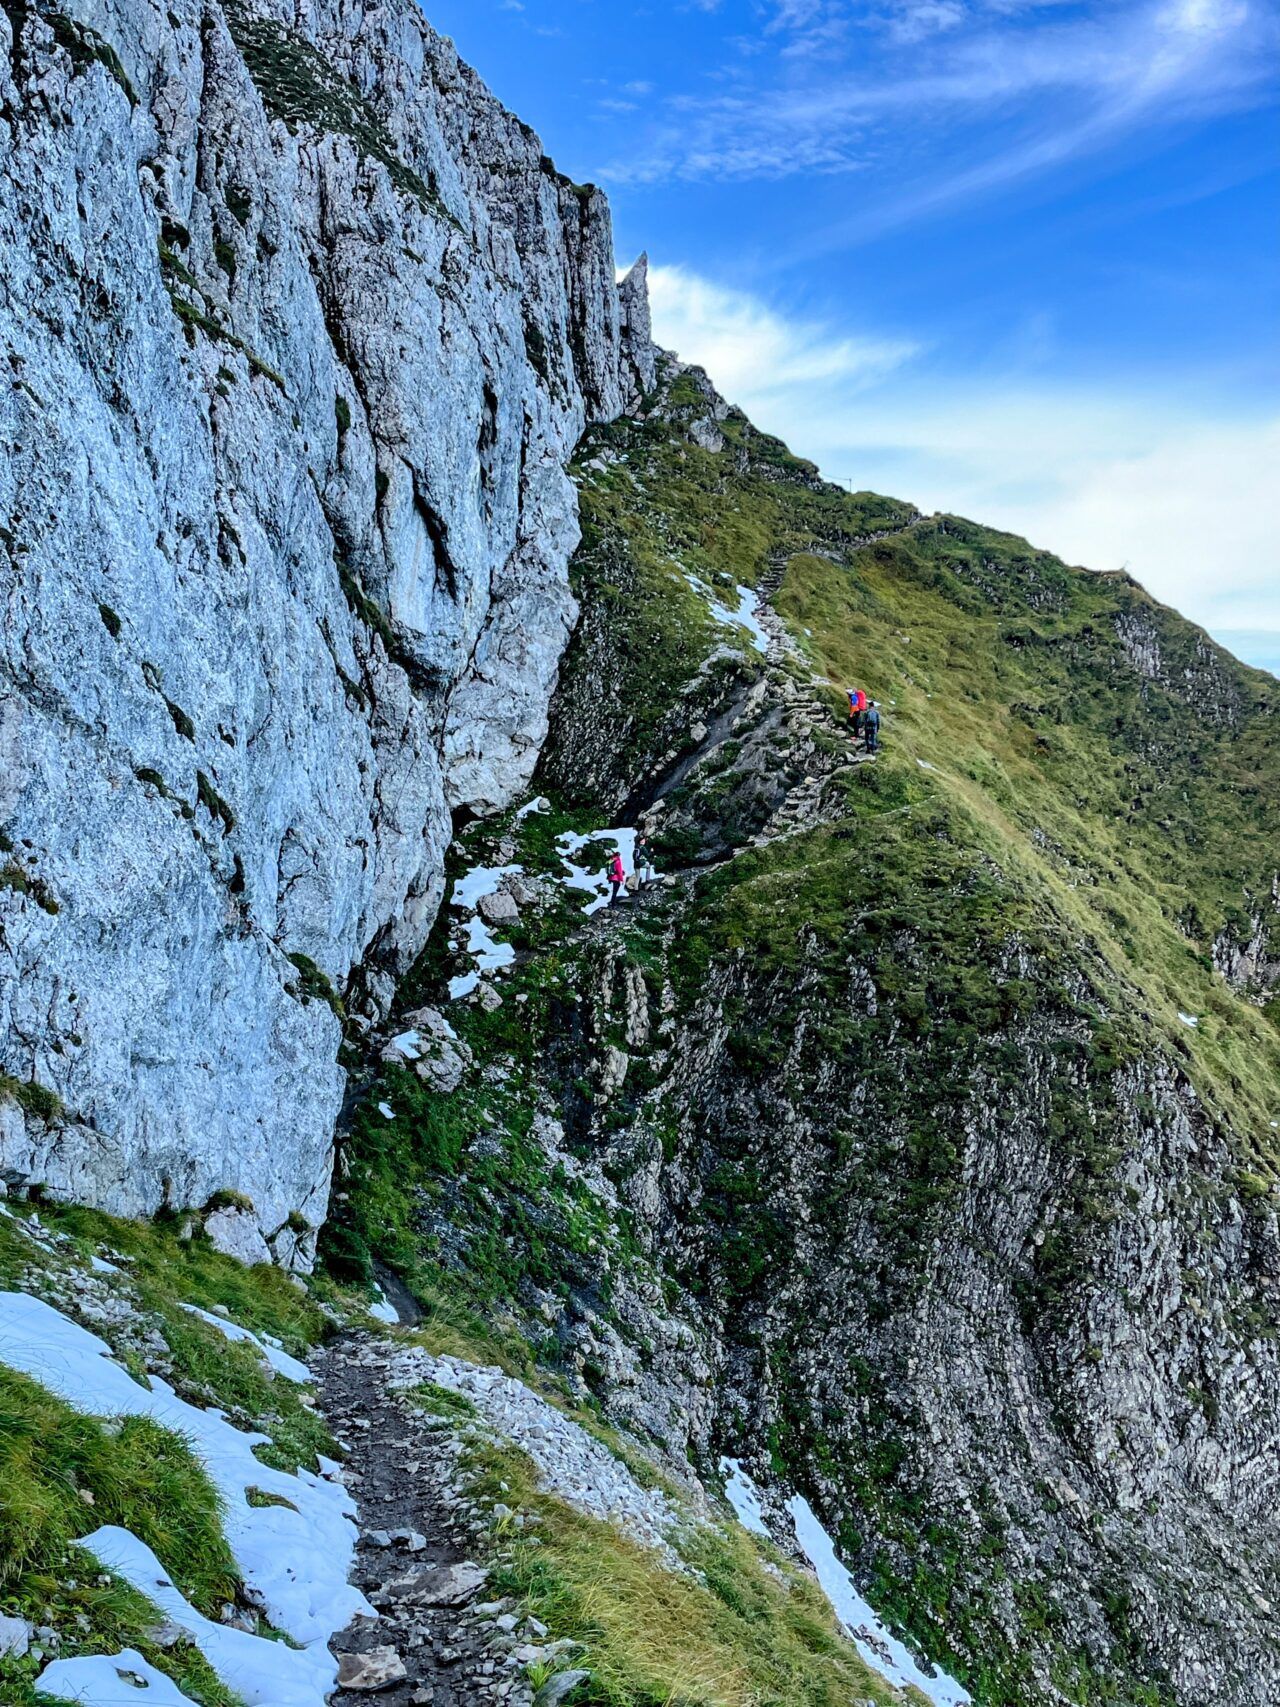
546;364;1279;1143
328;357;1279;1706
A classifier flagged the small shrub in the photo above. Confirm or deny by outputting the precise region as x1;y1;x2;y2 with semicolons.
286;952;347;1021
0;1075;62;1122
164;696;195;741
203;1188;256;1215
195;771;236;835
0;861;59;915
225;185;252;226
408;1382;478;1422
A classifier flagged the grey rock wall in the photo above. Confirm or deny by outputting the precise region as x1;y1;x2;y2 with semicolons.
0;0;650;1257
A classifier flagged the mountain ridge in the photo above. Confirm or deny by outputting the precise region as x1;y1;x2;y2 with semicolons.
0;4;1277;1704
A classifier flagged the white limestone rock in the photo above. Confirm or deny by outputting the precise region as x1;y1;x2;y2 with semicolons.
0;1615;31;1659
0;0;655;1248
204;1206;272;1267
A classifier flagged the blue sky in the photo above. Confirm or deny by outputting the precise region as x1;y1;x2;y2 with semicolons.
424;0;1280;672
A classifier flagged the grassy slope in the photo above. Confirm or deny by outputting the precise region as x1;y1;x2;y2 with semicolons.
466;1431;926;1707
0;1201;343;1705
564;382;1280;1161
535;374;1280;1703
325;367;1278;1705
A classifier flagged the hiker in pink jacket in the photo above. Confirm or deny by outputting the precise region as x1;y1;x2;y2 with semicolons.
606;849;626;907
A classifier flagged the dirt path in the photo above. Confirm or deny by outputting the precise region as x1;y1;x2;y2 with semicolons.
315;1332;535;1707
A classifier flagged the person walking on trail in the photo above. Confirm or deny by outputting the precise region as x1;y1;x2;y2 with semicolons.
864;700;881;754
605;849;626;906
636;835;656;888
848;688;867;741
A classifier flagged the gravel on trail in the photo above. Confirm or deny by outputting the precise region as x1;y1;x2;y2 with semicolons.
316;1333;546;1707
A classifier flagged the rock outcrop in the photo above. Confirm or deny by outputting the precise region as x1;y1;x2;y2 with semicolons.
0;0;651;1256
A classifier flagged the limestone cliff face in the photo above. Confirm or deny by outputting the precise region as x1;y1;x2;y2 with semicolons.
0;0;650;1258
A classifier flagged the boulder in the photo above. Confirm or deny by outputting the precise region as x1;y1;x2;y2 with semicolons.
478;889;520;926
335;1647;407;1692
204;1207;272;1267
535;1671;592;1706
0;1615;31;1659
378;1561;487;1608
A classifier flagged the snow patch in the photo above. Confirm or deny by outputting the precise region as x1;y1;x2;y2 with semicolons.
451;862;522;913
447;863;523;999
684;574;770;655
80;1527;335;1707
0;1292;370;1672
515;796;550;820
1178;1011;1200;1028
556;827;638;915
38;1648;200;1705
719;1457;768;1536
176;1303;310;1384
369;1286;400;1326
788;1493;971;1706
462;911;516;974
378;1101;396;1121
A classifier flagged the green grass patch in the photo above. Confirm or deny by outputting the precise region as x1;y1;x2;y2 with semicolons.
406;1381;478;1422
463;1436;918;1707
0;1368;240;1707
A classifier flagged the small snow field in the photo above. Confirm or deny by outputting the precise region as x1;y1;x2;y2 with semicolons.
82;1527;337;1707
447;863;522;999
720;1456;769;1537
721;1460;971;1707
177;1302;310;1383
37;1647;200;1705
556;826;638;915
790;1494;970;1705
451;862;523;914
683;572;771;655
368;1285;400;1326
0;1292;370;1707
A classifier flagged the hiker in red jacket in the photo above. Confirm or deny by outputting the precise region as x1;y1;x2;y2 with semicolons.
848;688;867;742
605;849;626;907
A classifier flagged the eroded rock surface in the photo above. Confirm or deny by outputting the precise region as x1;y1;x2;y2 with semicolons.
0;0;652;1245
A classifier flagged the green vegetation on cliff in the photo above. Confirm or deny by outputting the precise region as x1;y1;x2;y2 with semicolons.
319;355;1278;1707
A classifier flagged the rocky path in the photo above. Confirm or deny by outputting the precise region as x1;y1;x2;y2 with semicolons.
315;1333;537;1707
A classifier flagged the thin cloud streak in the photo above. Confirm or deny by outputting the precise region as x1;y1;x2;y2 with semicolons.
602;0;1279;232
646;263;920;395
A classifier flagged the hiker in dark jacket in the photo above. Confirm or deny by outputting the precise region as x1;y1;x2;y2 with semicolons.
864;700;881;753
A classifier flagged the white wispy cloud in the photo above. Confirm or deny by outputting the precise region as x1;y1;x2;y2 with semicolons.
604;0;1278;220
646;263;920;396
647;264;1280;647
